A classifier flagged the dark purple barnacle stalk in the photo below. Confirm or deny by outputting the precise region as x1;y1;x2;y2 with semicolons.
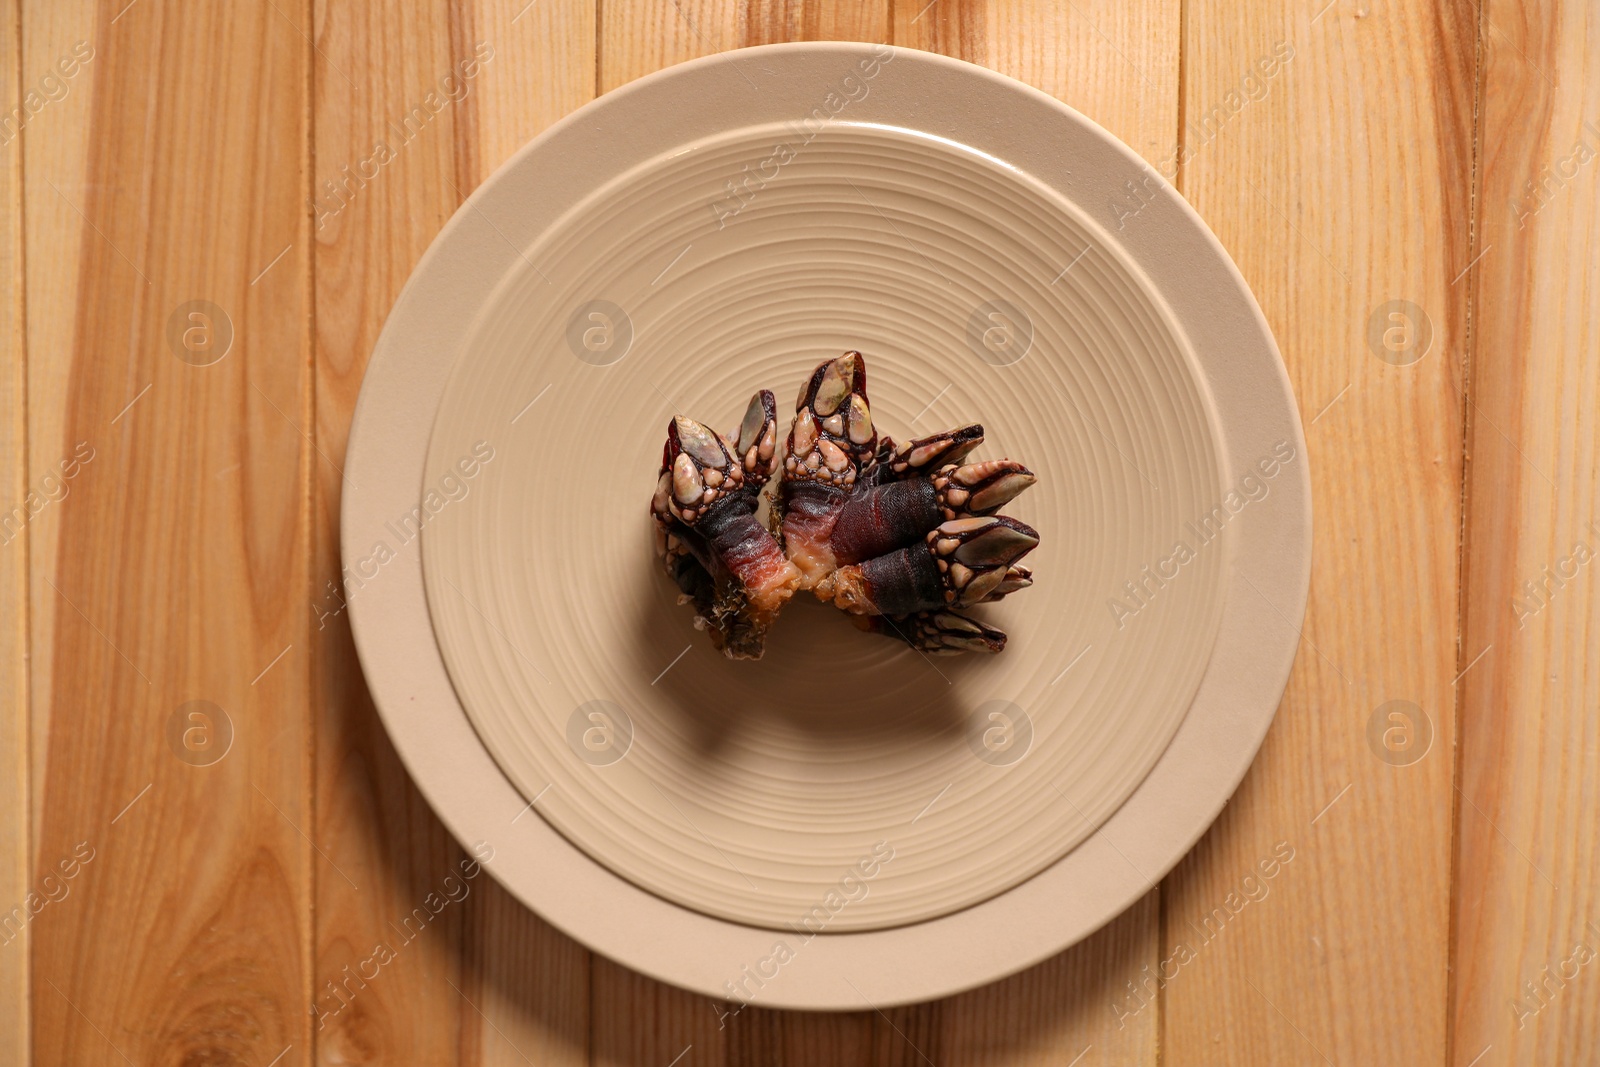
777;352;1040;654
650;390;799;660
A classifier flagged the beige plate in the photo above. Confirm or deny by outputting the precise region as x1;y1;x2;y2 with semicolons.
344;42;1311;1010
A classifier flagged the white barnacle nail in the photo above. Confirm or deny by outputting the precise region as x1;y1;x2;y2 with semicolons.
908;442;945;468
944;487;969;508
947;635;998;652
940;614;984;634
818;439;849;471
962;568;1006;603
822;413;844;436
675;416;728;468
940;516;998;535
935;537;960;556
672;453;703;504
953;525;1038;567
846;395;873;444
652;472;671;513
703;467;724;487
758;423;776;462
952;460;1006;487
812;354;857;416
970;472;1035;512
739;395;766;452
949;562;973;589
805;450;821;469
792;409;818;457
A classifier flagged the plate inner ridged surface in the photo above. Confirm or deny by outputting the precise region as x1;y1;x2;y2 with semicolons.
422;122;1229;931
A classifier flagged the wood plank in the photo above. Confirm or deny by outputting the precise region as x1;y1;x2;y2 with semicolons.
16;0;97;850
13;4;99;1053
1163;1;1475;1064
24;0;314;1062
930;898;1159;1067
591;6;749;1059
308;0;593;1063
1452;3;1600;1063
599;0;741;93
0;0;27;1057
894;2;1176;1066
892;0;1182;169
594;3;883;1064
593;1;1176;1063
594;956;732;1067
594;5;896;1064
744;0;888;44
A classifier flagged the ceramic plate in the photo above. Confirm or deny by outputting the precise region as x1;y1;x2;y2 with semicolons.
344;42;1310;1009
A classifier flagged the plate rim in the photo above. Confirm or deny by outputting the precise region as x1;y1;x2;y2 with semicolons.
343;40;1311;1010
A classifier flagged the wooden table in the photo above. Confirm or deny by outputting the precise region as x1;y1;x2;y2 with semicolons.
2;1;1594;1064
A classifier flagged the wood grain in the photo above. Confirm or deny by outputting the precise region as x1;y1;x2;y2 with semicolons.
309;0;491;1057
9;2;1598;1065
744;0;888;45
309;0;593;1063
894;3;1178;1066
1162;1;1475;1064
892;0;1182;168
23;0;314;1064
592;3;757;1062
1453;2;1600;1063
0;0;27;1058
599;0;740;93
590;1;1180;1064
595;3;885;1063
16;0;97;843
